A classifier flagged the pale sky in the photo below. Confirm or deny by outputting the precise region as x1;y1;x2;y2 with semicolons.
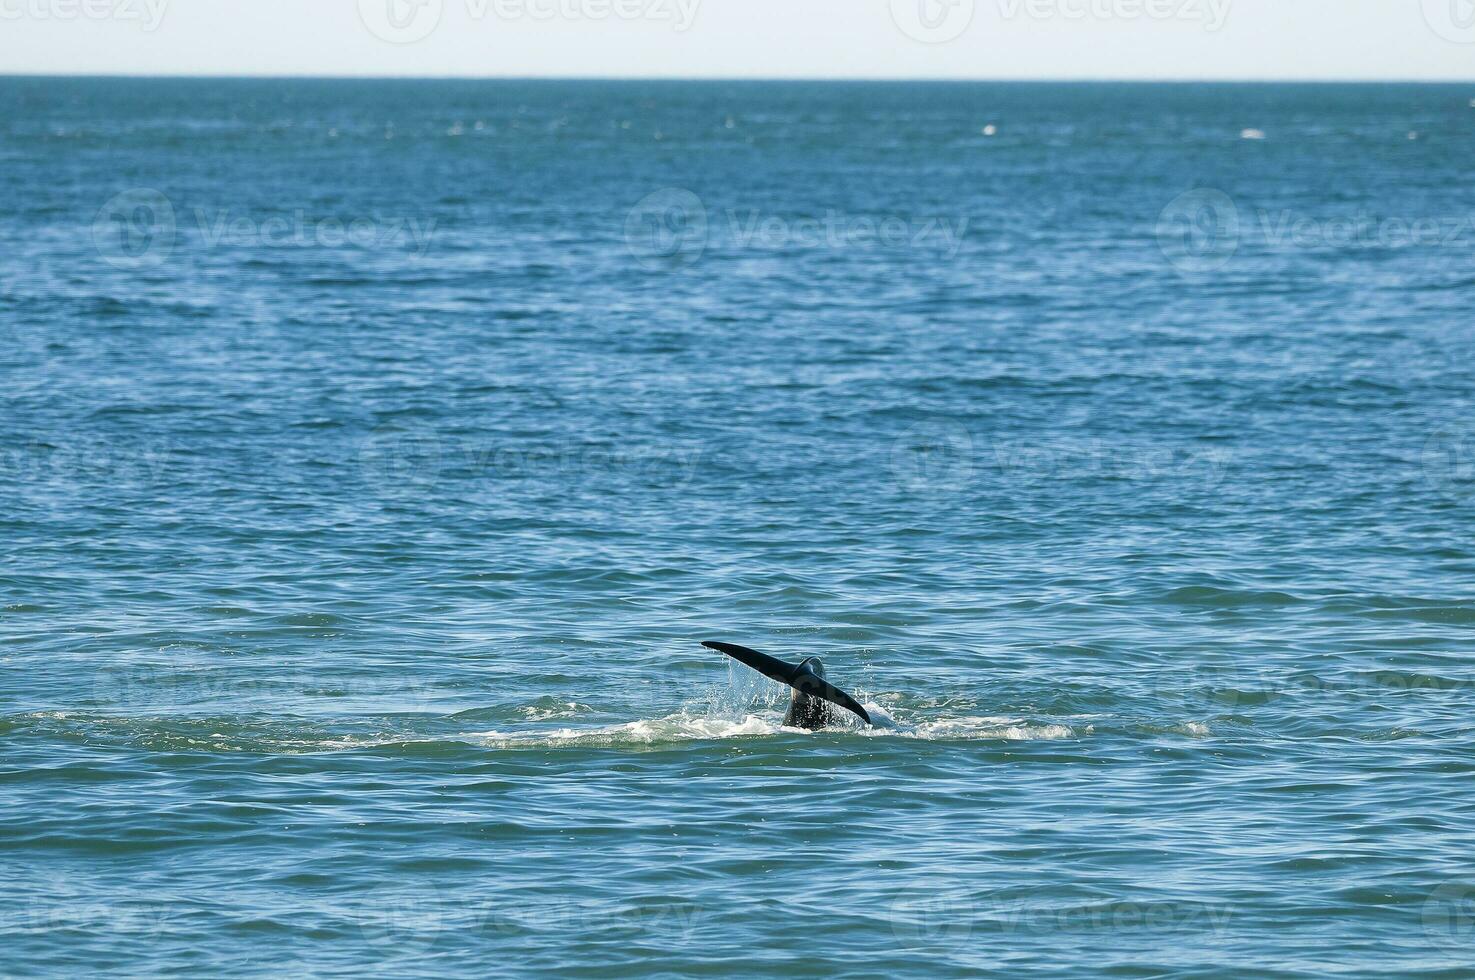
1;0;1473;80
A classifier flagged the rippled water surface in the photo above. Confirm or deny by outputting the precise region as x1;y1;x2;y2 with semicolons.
4;79;1475;977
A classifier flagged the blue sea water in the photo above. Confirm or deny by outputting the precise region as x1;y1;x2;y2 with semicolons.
3;77;1475;977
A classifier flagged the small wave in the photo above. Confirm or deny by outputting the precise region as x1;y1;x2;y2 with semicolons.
1159;585;1301;608
1362;605;1475;626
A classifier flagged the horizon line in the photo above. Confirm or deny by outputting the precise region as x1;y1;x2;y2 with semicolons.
3;72;1475;85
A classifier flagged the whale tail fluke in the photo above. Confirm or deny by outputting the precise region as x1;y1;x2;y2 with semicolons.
702;640;873;727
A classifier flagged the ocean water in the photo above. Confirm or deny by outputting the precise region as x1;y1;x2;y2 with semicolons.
3;78;1475;977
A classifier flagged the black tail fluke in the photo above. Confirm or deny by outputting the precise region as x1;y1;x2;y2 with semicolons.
703;640;873;727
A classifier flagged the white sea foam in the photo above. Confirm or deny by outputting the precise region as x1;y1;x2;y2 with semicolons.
518;700;593;722
468;706;1080;747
